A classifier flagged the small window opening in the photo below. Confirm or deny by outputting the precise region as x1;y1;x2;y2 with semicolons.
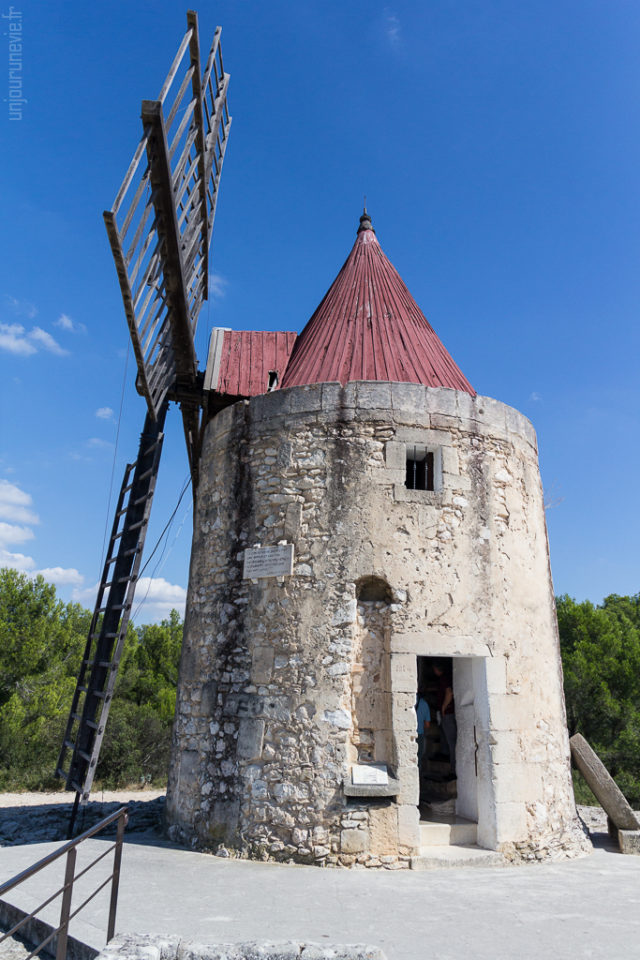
356;576;392;603
406;446;435;491
267;370;278;392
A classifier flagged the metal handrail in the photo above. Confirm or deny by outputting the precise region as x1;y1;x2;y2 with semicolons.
0;806;128;960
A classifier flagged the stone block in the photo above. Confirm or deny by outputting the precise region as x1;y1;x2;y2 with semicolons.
488;693;535;731
489;731;524;765
320;381;343;410
484;656;507;695
369;804;400;856
491;762;542;804
284;502;302;540
393;486;443;506
396;803;420;849
493;801;528;843
390;653;417;693
444;471;471;491
391;692;417;732
356;381;393;411
396;765;419;805
504;406;531;436
441;446;459;475
570;733;640;830
618;830;640;855
251;646;274;684
426;386;458;417
430;413;459;431
395;426;451;446
251;389;287;423
237;718;265;761
390;381;427;414
287;383;323;414
340;828;369;854
385;440;405;470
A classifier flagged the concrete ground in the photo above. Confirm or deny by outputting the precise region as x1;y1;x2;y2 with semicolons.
1;828;640;960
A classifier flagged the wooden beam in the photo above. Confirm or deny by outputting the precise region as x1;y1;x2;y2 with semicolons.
186;10;210;302
141;98;197;385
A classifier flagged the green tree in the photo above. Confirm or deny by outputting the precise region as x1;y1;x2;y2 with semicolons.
0;569;90;789
557;593;640;805
0;567;183;791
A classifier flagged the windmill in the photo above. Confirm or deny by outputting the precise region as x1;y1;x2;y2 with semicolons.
56;10;231;829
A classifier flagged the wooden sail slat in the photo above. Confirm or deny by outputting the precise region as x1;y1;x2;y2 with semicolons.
168;96;197;162
165;64;195;132
111;134;148;217
157;27;193;105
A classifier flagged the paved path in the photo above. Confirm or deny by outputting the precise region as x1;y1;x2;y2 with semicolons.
1;830;640;960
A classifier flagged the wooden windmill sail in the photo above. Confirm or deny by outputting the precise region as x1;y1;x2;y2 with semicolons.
56;10;231;816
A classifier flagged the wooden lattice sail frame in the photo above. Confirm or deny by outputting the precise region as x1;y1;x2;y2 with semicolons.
57;12;231;824
103;10;231;481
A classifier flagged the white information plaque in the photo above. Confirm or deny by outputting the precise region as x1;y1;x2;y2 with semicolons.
243;544;294;580
351;763;389;786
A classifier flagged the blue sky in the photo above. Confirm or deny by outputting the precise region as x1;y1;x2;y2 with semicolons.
1;0;638;621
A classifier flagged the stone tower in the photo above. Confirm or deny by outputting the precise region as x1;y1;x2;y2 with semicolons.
165;211;589;866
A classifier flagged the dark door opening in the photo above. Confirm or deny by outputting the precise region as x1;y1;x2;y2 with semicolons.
416;656;457;815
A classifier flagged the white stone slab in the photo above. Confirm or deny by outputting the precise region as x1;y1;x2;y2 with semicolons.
352;763;389;786
243;544;294;579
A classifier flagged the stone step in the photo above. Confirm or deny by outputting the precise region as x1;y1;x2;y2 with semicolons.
411;845;505;870
419;817;477;846
420;778;457;801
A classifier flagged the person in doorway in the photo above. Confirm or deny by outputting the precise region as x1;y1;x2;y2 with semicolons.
415;687;431;778
433;661;457;779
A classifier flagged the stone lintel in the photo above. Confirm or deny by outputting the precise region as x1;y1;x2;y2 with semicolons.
391;633;491;657
343;777;400;797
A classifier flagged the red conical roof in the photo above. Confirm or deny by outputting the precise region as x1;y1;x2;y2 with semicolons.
280;212;475;395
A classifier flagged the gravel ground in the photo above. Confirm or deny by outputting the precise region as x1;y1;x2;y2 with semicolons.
0;789;166;847
0;789;165;808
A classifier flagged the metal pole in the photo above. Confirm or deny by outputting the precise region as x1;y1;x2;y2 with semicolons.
107;809;128;941
56;847;76;960
67;792;81;840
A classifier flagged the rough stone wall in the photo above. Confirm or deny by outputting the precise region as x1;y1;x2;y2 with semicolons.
165;381;589;866
350;602;392;766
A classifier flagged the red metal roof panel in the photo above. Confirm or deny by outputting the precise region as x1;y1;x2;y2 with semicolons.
215;330;297;397
281;213;475;395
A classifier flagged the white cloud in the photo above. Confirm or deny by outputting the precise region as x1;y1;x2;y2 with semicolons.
4;294;37;320
29;327;69;356
37;566;84;587
529;392;542;402
95;407;114;421
55;313;86;335
55;313;73;331
0;321;69;357
209;272;228;299
87;437;114;449
0;547;36;572
134;576;187;622
0;479;40;525
0;481;85;592
71;581;99;608
0;322;37;356
72;575;187;623
384;9;402;50
0;521;35;546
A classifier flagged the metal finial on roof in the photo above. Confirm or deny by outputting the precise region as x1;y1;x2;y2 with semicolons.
357;205;374;234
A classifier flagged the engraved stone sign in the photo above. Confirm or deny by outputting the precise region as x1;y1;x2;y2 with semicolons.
351;763;389;786
243;544;294;579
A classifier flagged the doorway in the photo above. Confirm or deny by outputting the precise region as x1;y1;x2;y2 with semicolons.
416;656;479;826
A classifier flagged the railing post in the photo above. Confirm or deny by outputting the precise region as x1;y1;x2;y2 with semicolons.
107;809;127;942
56;846;76;960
